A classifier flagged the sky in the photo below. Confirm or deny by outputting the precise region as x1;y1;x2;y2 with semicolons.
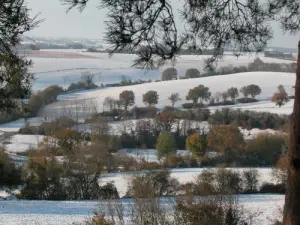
25;0;300;48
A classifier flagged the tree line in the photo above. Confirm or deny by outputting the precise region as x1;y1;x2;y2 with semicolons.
160;57;296;81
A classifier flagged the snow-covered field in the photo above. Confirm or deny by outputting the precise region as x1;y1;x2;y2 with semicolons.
0;134;44;153
209;100;294;115
40;71;295;119
29;52;295;90
99;168;275;198
0;195;284;225
118;149;192;163
0;118;45;132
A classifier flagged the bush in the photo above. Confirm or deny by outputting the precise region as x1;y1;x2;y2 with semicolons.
236;98;258;103
194;170;216;195
131;106;158;119
83;213;114;225
175;196;256;225
0;149;22;187
215;169;243;194
208;100;235;106
208;108;288;130
244;134;286;166
130;170;179;198
27;85;64;117
161;68;178;81
67;81;88;92
98;182;119;199
19;116;77;135
185;68;201;78
259;183;286;194
242;169;259;193
182;103;203;109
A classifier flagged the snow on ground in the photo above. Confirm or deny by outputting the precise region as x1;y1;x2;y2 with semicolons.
209;100;294;115
30;52;295;91
76;119;281;140
240;127;283;140
99;168;275;198
0;134;44;153
0;195;284;225
0;189;20;200
0;117;45;132
118;149;192;163
41;72;295;119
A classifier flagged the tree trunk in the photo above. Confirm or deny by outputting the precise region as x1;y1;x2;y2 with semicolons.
283;41;300;225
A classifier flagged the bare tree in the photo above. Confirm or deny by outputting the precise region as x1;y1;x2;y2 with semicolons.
214;92;222;104
221;92;229;102
81;71;96;89
104;97;116;111
168;93;181;107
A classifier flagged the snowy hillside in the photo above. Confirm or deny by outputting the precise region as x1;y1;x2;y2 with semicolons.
29;52;295;90
0;118;45;132
209;100;294;114
0;134;44;153
40;71;295;117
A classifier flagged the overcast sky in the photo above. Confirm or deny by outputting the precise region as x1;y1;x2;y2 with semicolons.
25;0;300;48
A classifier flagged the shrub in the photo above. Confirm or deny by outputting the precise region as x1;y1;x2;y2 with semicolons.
130;170;179;198
244;134;286;166
161;68;178;81
0;149;22;187
242;169;259;193
236;98;258;103
259;183;286;194
98;182;119;199
194;170;216;195
182;103;202;109
83;213;114;225
185;68;201;78
131;106;157;118
175;196;256;225
208;100;235;106
215;169;243;194
67;81;87;92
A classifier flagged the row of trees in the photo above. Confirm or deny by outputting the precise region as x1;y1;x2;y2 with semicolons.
103;83;263;112
84;169;283;224
156;124;286;167
103;83;289;114
160;57;297;81
103;90;160;111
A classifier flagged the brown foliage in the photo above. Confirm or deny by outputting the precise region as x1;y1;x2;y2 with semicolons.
186;133;207;158
119;90;135;111
207;125;244;153
142;90;159;106
272;85;289;107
